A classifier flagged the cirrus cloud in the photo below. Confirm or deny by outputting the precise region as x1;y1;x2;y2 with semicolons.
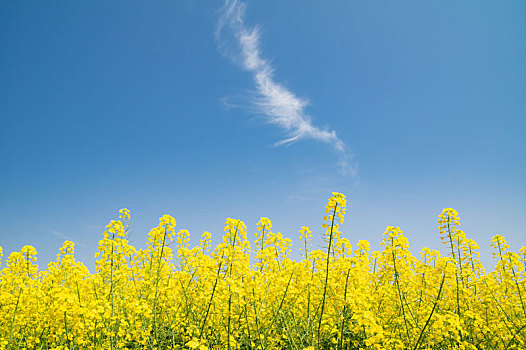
216;0;357;177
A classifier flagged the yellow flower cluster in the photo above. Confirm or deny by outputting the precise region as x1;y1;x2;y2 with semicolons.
0;193;524;349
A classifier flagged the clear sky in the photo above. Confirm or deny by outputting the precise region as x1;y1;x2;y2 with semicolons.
1;0;524;271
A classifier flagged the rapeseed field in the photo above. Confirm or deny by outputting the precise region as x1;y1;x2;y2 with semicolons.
0;193;524;349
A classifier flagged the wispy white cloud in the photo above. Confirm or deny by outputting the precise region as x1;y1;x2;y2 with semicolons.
50;229;87;248
216;0;357;177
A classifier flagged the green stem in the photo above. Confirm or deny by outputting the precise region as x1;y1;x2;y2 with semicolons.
392;238;411;345
109;231;115;350
317;203;338;349
153;225;168;345
412;272;446;350
338;268;351;350
199;260;224;339
447;218;461;320
508;258;526;319
64;311;71;349
7;288;23;350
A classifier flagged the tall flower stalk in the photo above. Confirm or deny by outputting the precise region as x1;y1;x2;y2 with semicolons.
317;192;346;349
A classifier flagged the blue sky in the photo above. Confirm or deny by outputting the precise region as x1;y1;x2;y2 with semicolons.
1;0;524;271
